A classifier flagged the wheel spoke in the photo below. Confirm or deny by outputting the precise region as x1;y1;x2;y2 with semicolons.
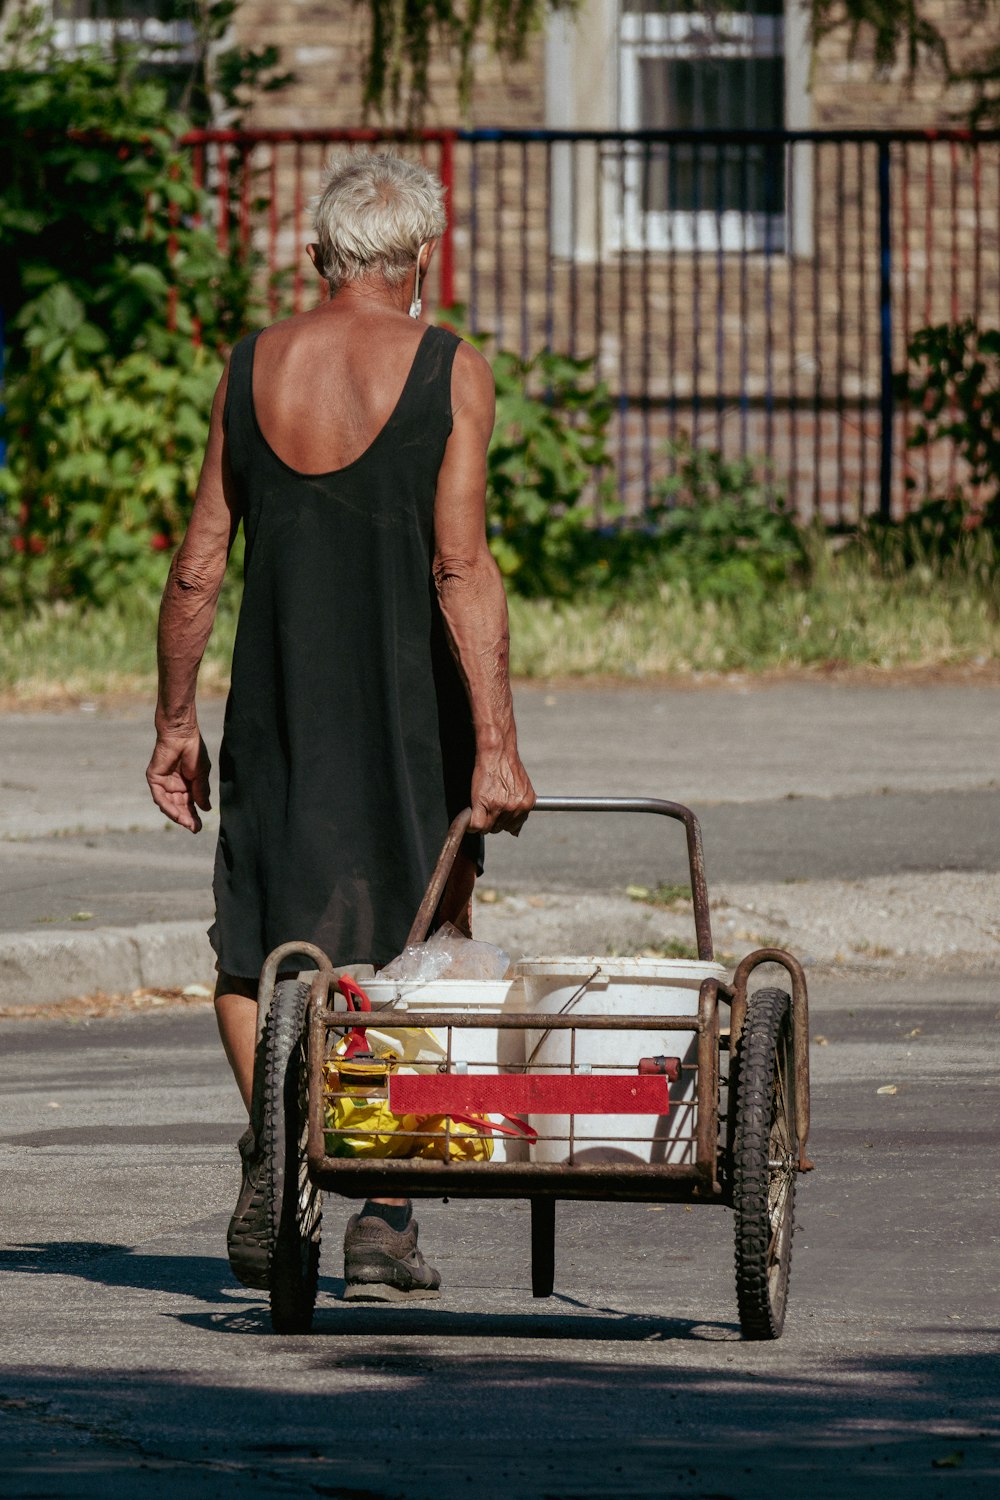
767;1172;793;1259
771;1047;791;1153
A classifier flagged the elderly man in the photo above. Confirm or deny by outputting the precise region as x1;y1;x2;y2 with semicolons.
146;153;535;1302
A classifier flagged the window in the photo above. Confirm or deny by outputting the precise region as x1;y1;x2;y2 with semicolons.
49;0;197;82
618;0;787;252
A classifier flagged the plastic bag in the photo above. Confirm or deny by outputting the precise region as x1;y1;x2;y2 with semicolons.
323;1051;494;1161
379;922;511;983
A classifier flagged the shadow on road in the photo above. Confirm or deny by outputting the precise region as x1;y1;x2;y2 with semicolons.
4;1245;998;1493
0;1241;236;1305
176;1300;736;1344
3;1350;998;1498
0;1240;736;1342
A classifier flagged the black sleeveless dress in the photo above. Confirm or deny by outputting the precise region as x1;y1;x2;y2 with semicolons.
208;323;477;977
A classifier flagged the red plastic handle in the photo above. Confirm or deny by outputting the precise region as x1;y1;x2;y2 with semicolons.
449;1112;538;1144
638;1055;681;1082
337;975;374;1056
337;975;372;1012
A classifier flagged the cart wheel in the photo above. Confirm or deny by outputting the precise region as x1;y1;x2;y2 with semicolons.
262;978;323;1334
732;987;797;1341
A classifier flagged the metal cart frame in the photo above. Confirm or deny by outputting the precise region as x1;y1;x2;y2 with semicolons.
251;797;814;1337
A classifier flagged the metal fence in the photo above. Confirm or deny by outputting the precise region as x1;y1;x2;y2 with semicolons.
180;126;1000;524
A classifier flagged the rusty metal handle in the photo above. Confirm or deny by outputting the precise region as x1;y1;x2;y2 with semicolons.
405;807;474;946
405;796;713;961
728;947;812;1171
255;940;334;1044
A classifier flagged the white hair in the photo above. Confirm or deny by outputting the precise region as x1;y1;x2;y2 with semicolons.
311;152;447;292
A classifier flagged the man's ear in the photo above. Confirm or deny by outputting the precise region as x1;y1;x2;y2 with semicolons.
419;239;437;276
306;242;322;273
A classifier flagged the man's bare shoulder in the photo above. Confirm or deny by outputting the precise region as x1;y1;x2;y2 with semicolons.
453;336;494;384
451;337;495;416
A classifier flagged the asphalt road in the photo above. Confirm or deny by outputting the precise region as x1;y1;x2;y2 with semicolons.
5;785;1000;937
2;680;999;934
1;969;998;1498
7;680;1000;841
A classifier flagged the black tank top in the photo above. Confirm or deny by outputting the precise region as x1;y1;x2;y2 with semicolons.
209;323;476;976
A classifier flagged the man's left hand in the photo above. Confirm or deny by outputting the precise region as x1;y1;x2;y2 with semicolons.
469;749;535;835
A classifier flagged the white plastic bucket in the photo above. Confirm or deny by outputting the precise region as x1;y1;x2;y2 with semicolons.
360;977;525;1161
516;956;728;1166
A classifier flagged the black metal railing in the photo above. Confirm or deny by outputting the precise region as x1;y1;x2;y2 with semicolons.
181;127;1000;523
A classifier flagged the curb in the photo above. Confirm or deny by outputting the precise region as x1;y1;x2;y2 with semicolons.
0;921;216;1009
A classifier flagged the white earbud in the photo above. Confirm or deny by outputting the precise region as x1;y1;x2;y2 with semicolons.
409;243;427;319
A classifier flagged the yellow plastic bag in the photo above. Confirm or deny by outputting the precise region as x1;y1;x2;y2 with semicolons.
323;1045;494;1162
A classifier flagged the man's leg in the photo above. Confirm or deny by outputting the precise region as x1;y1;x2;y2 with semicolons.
215;973;269;1287
337;859;475;1299
215;971;404;1216
217;972;436;1298
214;977;257;1114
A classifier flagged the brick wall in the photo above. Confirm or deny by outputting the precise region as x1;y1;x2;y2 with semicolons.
810;0;982;128
233;1;983;134
233;0;545;129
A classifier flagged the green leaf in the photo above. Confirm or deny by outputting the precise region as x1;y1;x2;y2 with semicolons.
125;262;170;300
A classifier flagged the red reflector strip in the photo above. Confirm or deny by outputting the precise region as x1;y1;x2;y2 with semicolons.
387;1073;670;1116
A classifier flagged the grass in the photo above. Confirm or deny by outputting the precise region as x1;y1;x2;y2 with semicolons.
626;882;692;908
507;538;1000;678
607;937;721;962
0;586;239;704
639;938;700;961
2;538;998;704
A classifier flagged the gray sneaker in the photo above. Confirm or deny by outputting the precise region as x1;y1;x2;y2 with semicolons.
226;1127;270;1290
342;1213;442;1302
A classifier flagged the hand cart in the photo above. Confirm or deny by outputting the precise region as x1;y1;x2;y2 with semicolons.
244;797;813;1339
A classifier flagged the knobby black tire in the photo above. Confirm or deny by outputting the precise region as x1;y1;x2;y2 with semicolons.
262;978;322;1334
732;987;797;1341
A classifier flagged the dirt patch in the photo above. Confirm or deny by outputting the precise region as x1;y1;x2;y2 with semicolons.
511;658;1000;695
3;657;999;714
472;872;1000;971
0;984;214;1022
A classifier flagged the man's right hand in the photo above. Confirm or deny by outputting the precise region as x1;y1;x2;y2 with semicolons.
469;747;536;835
146;731;212;833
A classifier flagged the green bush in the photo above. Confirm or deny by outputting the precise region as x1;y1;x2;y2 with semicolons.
0;343;223;606
862;321;1000;587
485;341;615;597
620;438;807;602
859;496;999;584
900;321;1000;518
469;320;802;604
0;32;254;606
0;46;250;367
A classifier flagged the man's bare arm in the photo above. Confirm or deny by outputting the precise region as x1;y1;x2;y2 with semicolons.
433;340;535;835
146;363;238;833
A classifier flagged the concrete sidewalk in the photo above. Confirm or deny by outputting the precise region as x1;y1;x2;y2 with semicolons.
2;678;998;1005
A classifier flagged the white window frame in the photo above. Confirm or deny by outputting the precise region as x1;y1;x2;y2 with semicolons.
617;6;786;254
49;2;197;66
